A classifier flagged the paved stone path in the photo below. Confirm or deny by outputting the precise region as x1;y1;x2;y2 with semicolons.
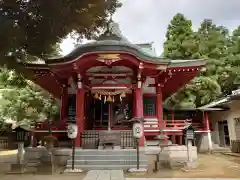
125;178;240;180
83;170;124;180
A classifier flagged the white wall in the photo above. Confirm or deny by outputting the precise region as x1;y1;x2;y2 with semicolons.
209;101;240;143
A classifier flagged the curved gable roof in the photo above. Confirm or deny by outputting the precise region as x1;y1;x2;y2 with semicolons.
46;22;170;65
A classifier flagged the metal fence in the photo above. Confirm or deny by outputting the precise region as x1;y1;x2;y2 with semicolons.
231;140;240;153
0;137;10;150
120;130;135;148
81;130;99;149
81;130;135;149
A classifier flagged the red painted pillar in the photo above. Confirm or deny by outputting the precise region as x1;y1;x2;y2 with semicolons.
179;135;183;145
134;87;145;146
31;131;36;147
84;93;90;130
60;85;68;122
172;135;176;144
156;85;163;129
132;90;136;117
204;111;210;130
75;80;85;147
204;111;212;151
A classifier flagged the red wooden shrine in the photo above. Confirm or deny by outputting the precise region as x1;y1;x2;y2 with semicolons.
22;22;207;147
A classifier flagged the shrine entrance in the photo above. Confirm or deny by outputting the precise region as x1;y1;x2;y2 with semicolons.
90;95;133;130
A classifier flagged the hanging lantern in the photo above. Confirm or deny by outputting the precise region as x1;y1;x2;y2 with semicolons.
112;96;115;102
107;95;112;102
120;92;126;98
94;93;99;99
120;95;122;102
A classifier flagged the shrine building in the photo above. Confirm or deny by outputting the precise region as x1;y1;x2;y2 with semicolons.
23;22;207;148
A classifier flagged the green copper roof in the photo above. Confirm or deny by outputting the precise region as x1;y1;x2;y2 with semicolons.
44;21;206;68
136;43;158;57
46;22;170;64
168;59;206;67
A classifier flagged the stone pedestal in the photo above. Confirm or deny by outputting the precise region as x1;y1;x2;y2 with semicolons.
182;140;197;170
36;163;54;174
165;145;197;169
128;168;147;175
63;168;83;174
8;163;26;174
36;150;55;174
98;131;121;149
184;161;197;169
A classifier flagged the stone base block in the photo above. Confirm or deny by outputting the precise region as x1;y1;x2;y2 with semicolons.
63;168;83;173
168;160;185;169
36;163;55;175
113;146;121;149
8;164;26;174
128;168;147;175
163;145;198;166
25;147;72;167
153;161;168;172
184;161;197;169
197;134;212;152
98;146;103;150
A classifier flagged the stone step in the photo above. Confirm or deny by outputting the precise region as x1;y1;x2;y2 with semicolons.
72;149;145;156
66;164;148;170
212;148;231;153
68;155;147;161
67;159;148;166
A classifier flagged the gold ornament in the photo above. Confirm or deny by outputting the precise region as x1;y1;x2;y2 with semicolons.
107;95;112;102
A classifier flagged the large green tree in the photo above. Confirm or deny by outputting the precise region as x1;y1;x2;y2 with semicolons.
0;0;121;68
0;44;61;127
220;26;240;95
0;69;59;127
163;13;197;59
164;16;231;108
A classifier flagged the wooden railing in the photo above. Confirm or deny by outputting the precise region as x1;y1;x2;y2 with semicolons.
165;120;202;129
144;117;158;130
143;118;203;131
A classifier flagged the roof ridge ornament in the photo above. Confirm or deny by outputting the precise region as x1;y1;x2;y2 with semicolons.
106;16;113;36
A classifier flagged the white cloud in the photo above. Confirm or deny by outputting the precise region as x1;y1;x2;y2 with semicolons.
60;0;240;55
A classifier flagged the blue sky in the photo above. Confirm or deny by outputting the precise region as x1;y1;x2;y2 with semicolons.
60;0;240;56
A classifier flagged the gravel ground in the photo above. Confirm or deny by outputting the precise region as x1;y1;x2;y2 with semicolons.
126;153;240;178
1;151;240;179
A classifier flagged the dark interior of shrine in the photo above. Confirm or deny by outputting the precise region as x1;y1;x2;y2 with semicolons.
89;95;133;129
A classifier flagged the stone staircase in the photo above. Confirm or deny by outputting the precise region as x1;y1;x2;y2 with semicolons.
66;149;148;170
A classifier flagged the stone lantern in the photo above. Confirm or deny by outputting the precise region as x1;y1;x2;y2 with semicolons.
155;129;169;148
10;126;32;173
183;124;196;146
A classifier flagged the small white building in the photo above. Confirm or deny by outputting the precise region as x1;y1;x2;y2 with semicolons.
202;89;240;147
